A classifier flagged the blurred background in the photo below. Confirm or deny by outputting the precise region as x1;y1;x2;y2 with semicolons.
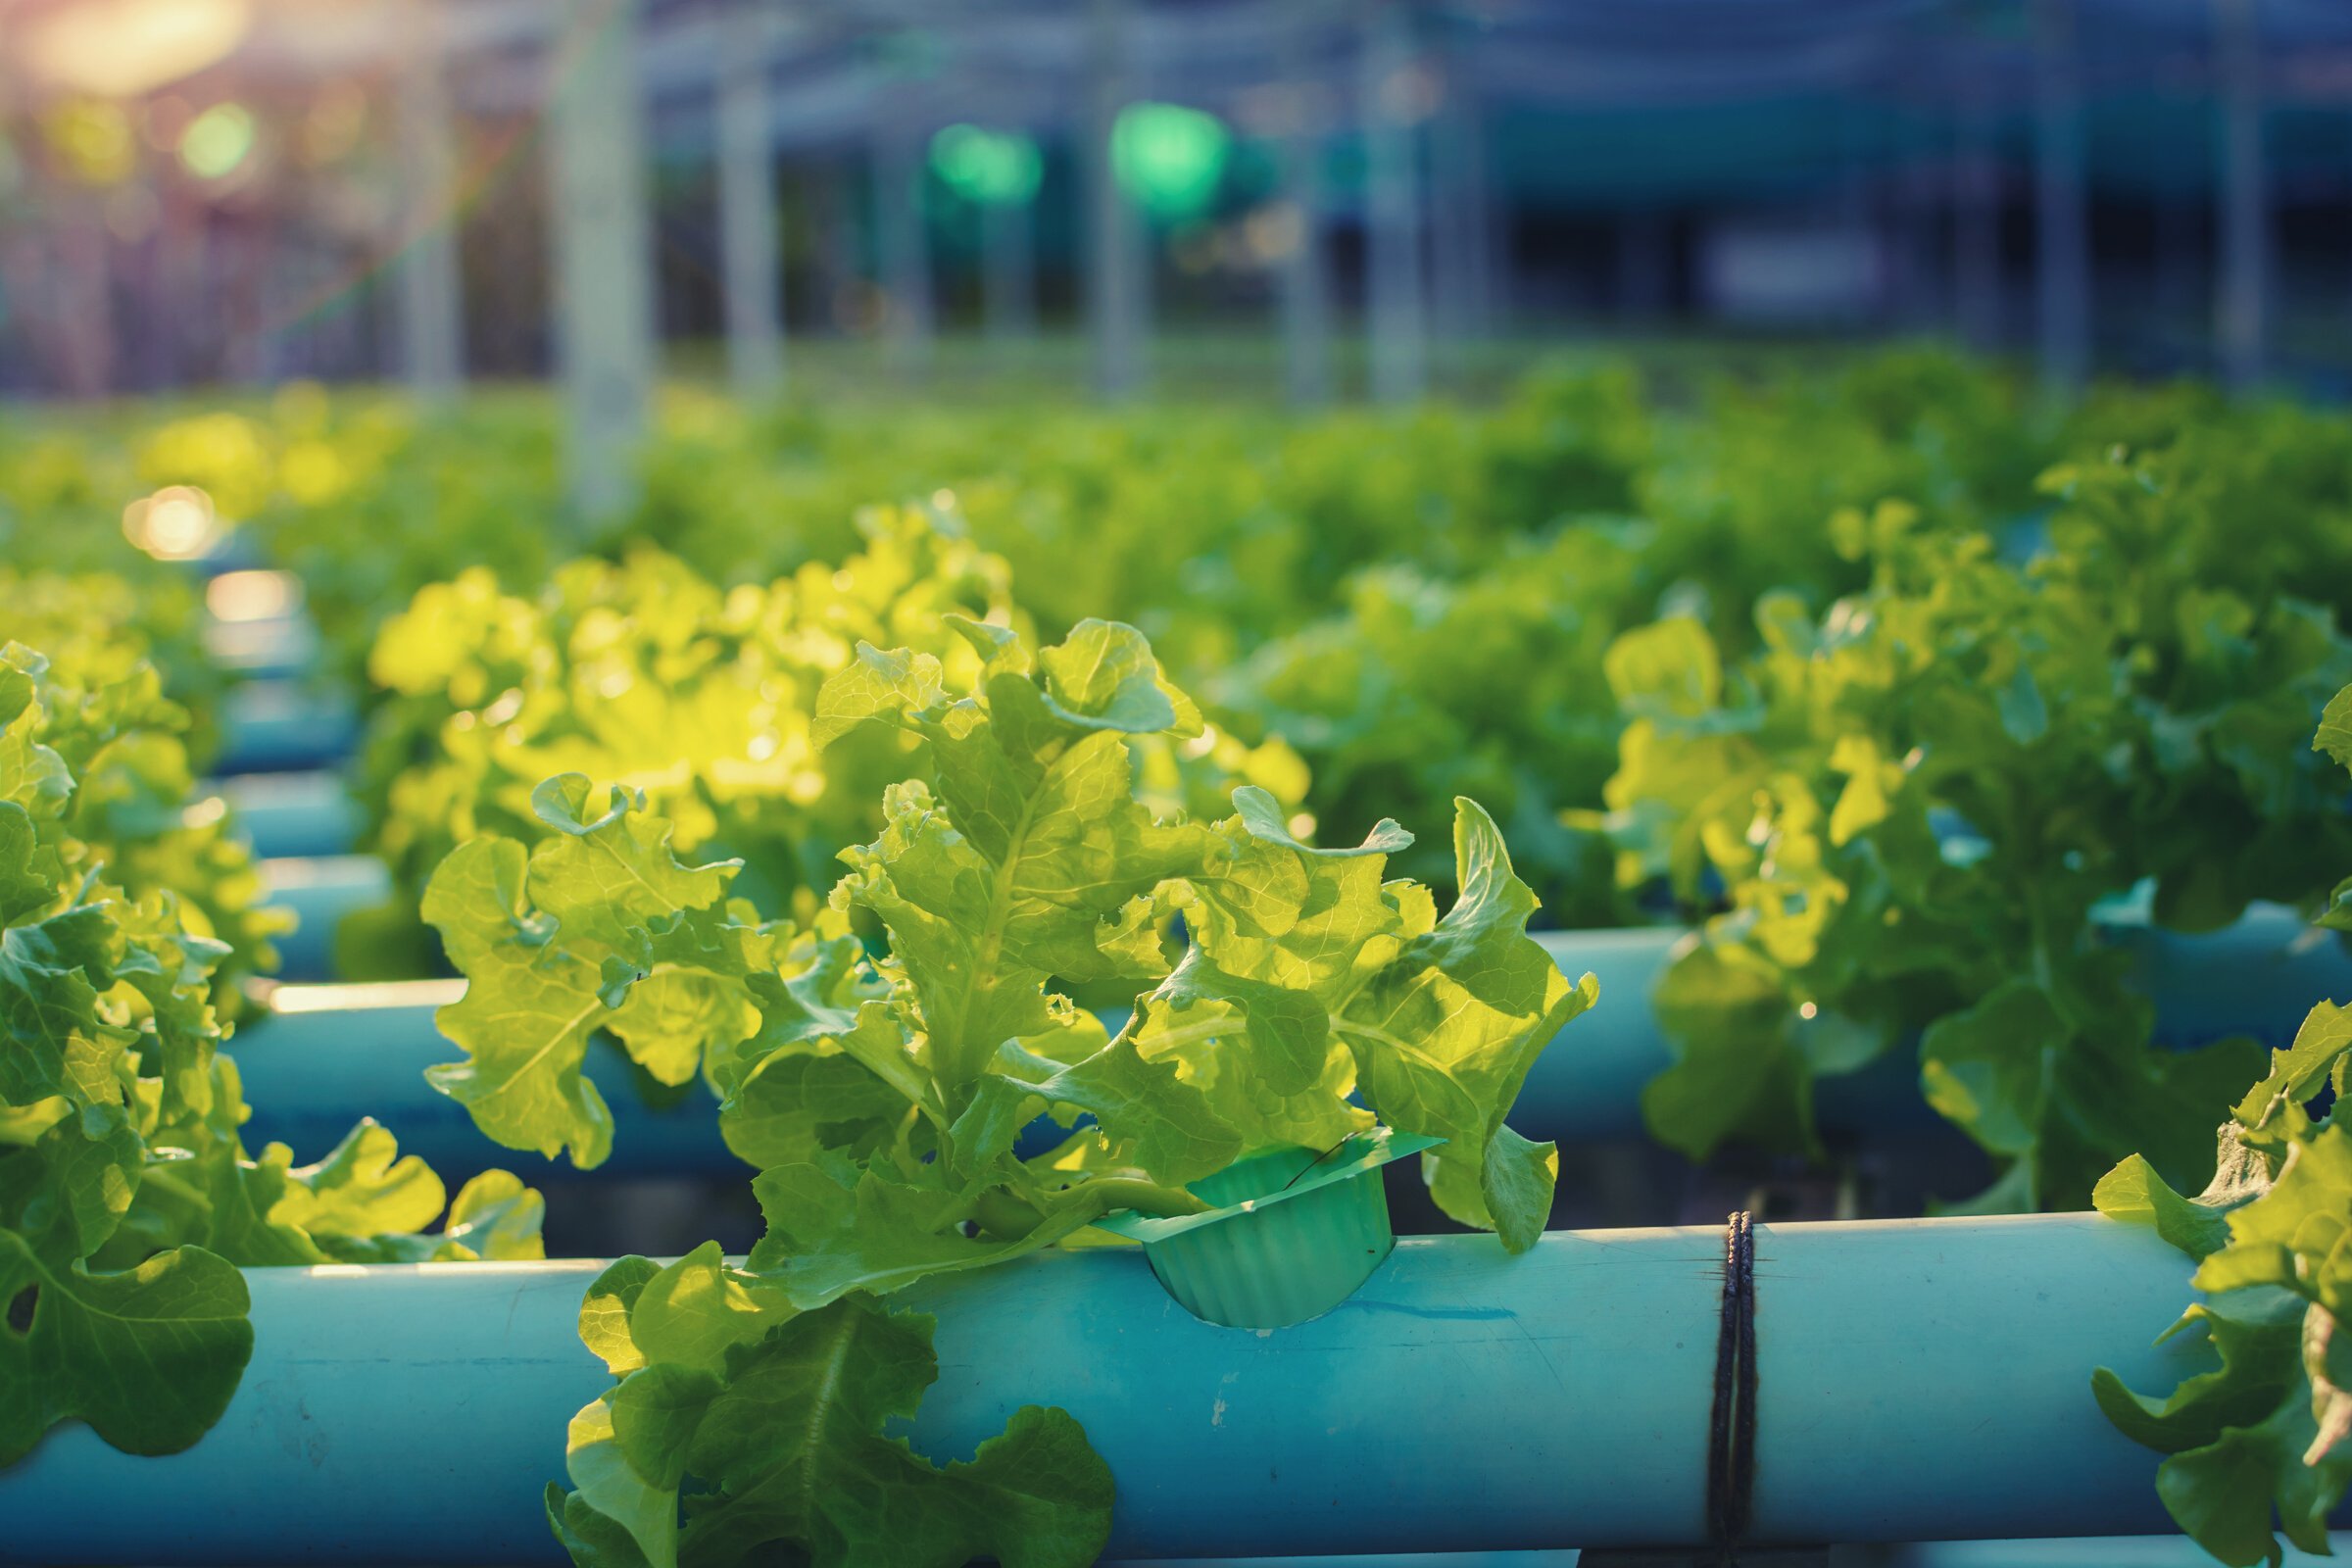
6;0;2352;504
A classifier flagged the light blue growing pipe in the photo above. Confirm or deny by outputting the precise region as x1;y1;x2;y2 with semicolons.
233;906;2352;1175
245;981;732;1179
213;678;361;775
258;857;393;982
202;606;320;681
218;771;361;859
2101;898;2352;1052
0;1215;2219;1563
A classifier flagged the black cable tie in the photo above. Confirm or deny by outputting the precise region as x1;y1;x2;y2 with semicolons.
1706;1208;1758;1562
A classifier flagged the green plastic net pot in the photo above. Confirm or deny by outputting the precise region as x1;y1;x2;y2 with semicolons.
1093;1129;1442;1329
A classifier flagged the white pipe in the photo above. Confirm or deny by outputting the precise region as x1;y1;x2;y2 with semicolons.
547;0;656;516
1086;0;1147;399
715;0;783;397
1360;0;1426;404
874;117;933;378
2214;0;2267;392
2033;0;2089;397
1278;77;1334;407
0;1216;2219;1562
393;0;466;400
1429;74;1494;358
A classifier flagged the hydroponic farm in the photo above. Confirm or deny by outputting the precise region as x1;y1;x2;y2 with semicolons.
7;1;2352;1565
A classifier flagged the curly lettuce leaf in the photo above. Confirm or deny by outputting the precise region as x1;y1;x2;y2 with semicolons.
550;1267;1110;1568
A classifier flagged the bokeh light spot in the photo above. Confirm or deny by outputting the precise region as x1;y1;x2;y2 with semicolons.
122;486;220;561
44;101;137;186
206;569;301;623
1112;102;1230;221
929;124;1042;206
179;102;256;180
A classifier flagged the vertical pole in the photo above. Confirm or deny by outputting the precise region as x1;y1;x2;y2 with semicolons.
2214;0;2267;392
811;160;855;335
982;194;1037;344
1278;117;1334;408
1429;65;1493;375
716;0;783;397
1952;80;2002;349
1086;0;1145;399
874;118;931;376
2034;0;2090;396
547;0;656;515
1278;62;1333;406
53;205;114;398
394;0;465;399
1361;0;1426;404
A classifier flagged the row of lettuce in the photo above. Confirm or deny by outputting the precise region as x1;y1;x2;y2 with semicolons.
7;607;2348;1568
6;349;2352;1561
22;350;2352;1208
0;638;545;1469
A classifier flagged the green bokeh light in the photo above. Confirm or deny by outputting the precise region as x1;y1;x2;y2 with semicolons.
179;102;256;181
1112;102;1230;220
928;123;1043;206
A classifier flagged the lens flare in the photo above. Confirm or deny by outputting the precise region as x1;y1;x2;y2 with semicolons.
24;0;256;100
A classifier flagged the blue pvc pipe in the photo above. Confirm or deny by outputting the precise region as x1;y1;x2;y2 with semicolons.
219;772;361;860
202;611;320;682
213;679;361;776
0;1215;2218;1562
1515;908;2352;1138
236;906;2352;1176
258;857;392;982
243;982;731;1179
2103;900;2352;1053
1885;1540;2352;1567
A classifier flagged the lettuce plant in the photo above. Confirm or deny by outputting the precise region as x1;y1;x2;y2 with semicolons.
420;620;1591;1566
352;508;1022;973
1213;524;1651;929
0;566;226;763
0;642;543;1469
11;618;289;1010
2091;684;2352;1567
357;507;1302;983
1592;496;2351;1208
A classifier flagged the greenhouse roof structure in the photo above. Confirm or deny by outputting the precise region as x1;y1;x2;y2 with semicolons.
6;0;2352;201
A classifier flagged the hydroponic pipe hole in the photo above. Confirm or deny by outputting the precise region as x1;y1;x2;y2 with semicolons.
5;1284;34;1335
